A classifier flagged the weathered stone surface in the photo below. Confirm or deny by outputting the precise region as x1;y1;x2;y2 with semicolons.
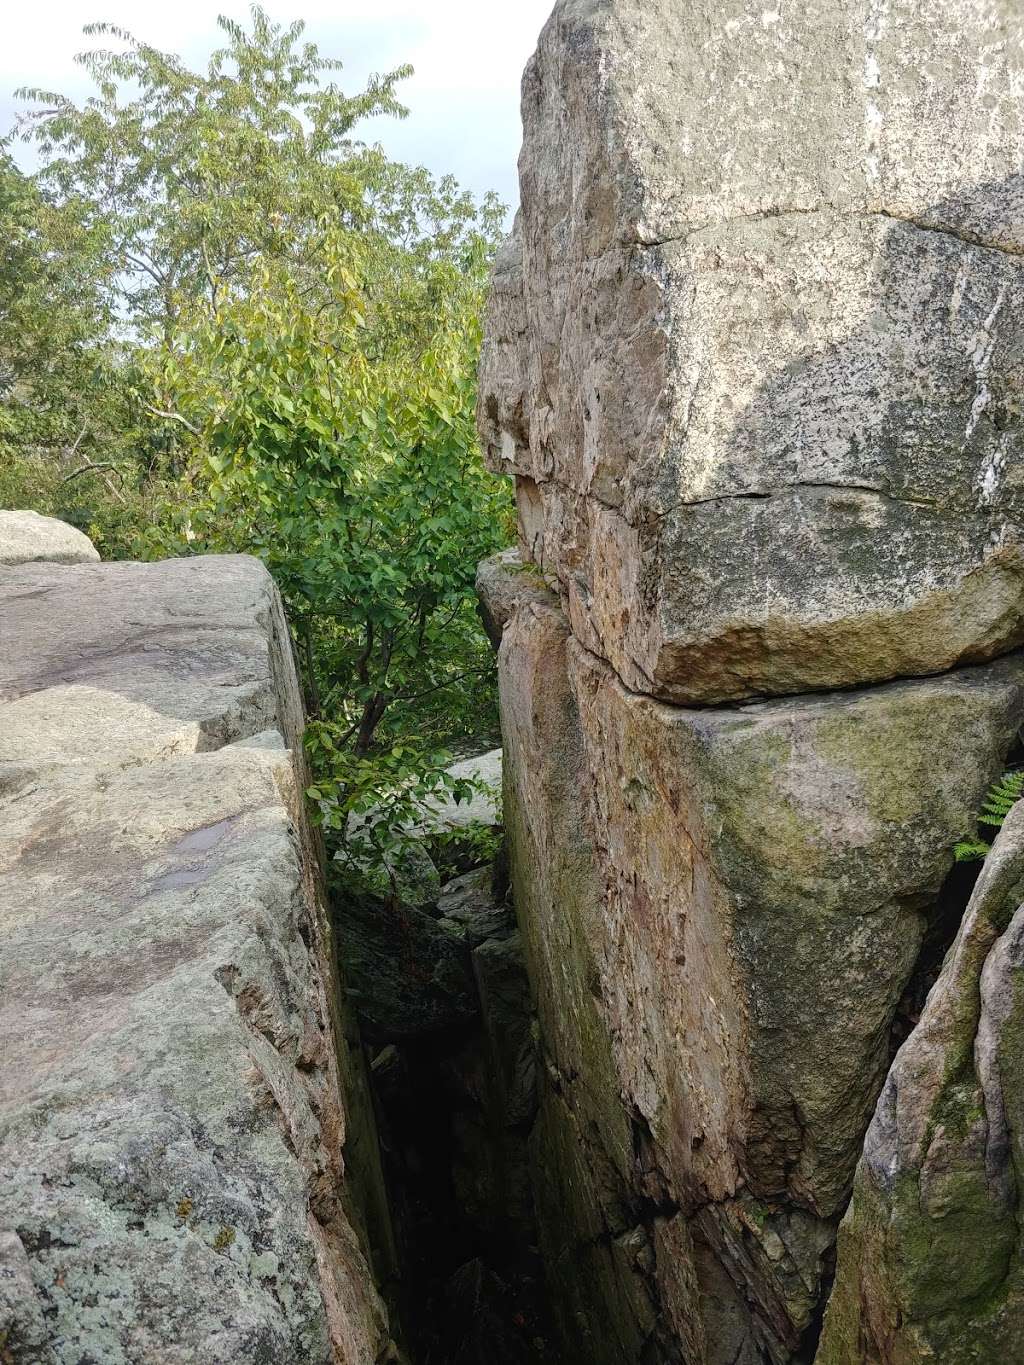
475;547;551;650
479;0;1024;702
487;555;1024;1363
0;510;99;566
497;579;704;1363
412;749;503;836
439;868;513;947
817;803;1024;1364
480;0;1024;1357
0;555;396;1363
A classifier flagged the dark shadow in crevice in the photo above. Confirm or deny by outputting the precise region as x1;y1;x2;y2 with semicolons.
330;862;559;1365
892;735;1024;1058
890;856;984;1057
794;1241;837;1364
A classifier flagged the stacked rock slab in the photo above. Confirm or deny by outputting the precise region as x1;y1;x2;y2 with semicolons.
817;803;1024;1362
480;0;1024;704
482;557;1024;1363
478;1;1024;1361
0;533;397;1363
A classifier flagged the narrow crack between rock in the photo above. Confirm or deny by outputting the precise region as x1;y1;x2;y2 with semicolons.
329;863;560;1365
627;204;1024;261
651;479;943;516
563;622;1024;726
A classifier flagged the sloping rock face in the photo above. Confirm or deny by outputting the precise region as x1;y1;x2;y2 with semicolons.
0;547;397;1363
479;1;1024;1361
817;804;1024;1364
0;510;100;566
479;0;1024;704
485;557;1024;1363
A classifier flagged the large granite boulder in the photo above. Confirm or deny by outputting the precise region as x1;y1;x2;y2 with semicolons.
485;553;1024;1363
479;0;1024;1358
408;749;503;837
0;555;397;1363
817;803;1024;1364
0;510;99;566
479;0;1024;703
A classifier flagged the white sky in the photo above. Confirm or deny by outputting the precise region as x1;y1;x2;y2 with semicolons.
0;0;555;213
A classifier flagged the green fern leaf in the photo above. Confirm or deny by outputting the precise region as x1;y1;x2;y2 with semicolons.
955;839;992;863
954;768;1024;862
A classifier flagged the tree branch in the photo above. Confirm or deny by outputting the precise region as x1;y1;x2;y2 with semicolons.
393;666;492;706
123;251;167;287
146;407;201;436
62;459;121;486
61;461;128;506
64;424;89;460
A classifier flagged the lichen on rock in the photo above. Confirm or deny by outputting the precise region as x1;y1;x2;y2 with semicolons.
479;0;1024;705
817;803;1024;1363
483;548;1024;1363
0;547;398;1363
475;0;1024;1359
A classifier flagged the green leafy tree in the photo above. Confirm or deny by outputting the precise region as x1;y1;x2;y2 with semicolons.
14;9;412;336
0;152;175;558
0;152;126;478
158;217;509;859
9;9;512;868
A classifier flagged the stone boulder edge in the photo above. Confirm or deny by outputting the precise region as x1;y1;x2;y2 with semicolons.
479;0;1024;703
0;510;100;566
817;803;1024;1363
0;554;398;1363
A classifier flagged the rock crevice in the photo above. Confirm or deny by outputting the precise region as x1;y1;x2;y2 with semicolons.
633;207;1024;261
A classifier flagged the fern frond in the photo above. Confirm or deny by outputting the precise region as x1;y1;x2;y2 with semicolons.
989;771;1024;803
977;791;1021;808
954;768;1024;862
955;839;992;863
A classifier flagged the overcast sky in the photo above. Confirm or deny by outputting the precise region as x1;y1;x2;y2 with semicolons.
1;0;555;214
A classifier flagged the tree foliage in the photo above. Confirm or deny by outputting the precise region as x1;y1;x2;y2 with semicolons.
15;10;410;333
0;152;123;453
3;8;512;865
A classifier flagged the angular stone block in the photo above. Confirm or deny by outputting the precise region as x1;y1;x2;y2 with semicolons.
488;554;1024;1362
479;0;1024;702
0;556;395;1363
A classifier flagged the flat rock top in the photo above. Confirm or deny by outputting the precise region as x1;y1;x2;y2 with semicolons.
0;555;300;763
0;553;388;1363
0;509;100;565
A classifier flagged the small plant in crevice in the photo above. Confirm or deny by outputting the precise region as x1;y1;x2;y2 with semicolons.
427;795;503;881
954;769;1024;863
310;731;502;907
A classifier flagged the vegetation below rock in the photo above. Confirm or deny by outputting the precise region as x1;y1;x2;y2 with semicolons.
955;768;1024;862
1;6;511;865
